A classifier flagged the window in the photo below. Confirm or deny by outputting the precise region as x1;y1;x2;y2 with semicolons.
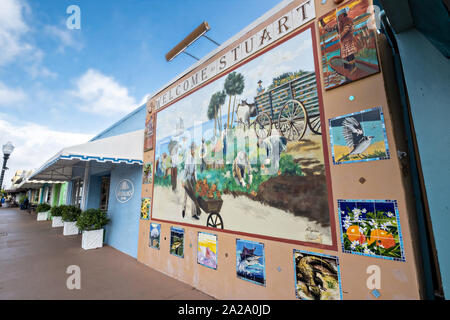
100;176;110;211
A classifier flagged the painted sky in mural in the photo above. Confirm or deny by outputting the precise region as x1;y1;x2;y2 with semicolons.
153;27;332;245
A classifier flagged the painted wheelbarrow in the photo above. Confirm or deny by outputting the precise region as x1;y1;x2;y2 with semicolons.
184;181;224;229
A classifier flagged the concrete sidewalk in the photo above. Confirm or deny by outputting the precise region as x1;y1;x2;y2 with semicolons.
0;208;213;300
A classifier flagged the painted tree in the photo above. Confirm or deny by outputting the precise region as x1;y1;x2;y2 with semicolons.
224;72;245;129
231;73;245;128
207;90;226;136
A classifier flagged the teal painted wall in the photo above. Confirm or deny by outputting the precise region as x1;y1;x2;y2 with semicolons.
396;29;450;298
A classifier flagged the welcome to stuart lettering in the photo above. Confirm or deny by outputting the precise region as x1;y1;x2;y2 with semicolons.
152;0;315;110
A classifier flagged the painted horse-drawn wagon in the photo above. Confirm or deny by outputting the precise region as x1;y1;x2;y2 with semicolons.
237;72;322;141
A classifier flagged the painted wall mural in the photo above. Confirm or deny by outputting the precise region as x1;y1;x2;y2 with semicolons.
170;227;185;258
140;197;151;220
144;112;155;151
197;232;217;270
319;0;380;90
236;239;266;286
338;199;405;261
143;162;154;184
329;106;389;164
293;250;342;300
149;223;161;249
152;27;334;246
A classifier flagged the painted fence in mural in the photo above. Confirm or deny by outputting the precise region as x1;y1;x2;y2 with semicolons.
152;26;333;246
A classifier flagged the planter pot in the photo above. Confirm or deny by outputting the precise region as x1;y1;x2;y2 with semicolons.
52;216;64;228
37;211;50;221
82;229;104;250
63;221;79;236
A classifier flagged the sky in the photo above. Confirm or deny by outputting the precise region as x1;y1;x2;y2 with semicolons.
0;0;281;189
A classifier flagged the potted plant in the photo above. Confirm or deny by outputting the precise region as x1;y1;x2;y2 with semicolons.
36;203;51;221
76;209;109;250
50;205;67;227
61;205;82;236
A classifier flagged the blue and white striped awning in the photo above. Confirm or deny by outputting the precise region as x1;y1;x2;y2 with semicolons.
29;130;144;181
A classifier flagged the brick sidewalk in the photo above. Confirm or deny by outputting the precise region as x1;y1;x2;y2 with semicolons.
0;208;213;300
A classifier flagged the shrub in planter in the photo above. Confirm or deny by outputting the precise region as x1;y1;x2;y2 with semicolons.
77;209;109;250
50;205;67;227
61;205;82;222
50;205;67;217
36;203;51;213
36;203;51;221
62;205;82;235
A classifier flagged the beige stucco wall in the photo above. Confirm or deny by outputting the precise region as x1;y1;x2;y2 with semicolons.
137;0;425;299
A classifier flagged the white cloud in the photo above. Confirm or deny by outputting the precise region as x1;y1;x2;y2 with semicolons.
0;115;92;189
44;25;83;52
0;0;30;66
0;0;57;78
70;69;137;116
0;82;27;106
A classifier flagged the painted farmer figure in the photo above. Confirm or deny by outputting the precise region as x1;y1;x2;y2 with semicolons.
256;80;265;95
337;7;357;75
199;137;207;173
182;142;200;220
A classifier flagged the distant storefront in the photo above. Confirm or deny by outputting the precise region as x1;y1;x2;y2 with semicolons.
30;107;146;258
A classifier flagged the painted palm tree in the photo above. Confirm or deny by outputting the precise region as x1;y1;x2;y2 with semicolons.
224;72;245;129
207;90;226;136
231;73;244;128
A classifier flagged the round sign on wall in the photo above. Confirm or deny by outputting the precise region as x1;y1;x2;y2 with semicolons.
115;179;134;203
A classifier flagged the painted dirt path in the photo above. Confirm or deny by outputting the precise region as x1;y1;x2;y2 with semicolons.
153;185;332;245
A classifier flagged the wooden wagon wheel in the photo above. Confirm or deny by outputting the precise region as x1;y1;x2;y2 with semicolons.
308;114;322;135
277;99;308;141
254;112;272;139
206;212;224;229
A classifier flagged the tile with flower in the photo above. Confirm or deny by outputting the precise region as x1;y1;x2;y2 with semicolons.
338;199;405;261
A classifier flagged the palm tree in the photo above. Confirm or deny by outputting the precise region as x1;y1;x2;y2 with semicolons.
224;72;245;129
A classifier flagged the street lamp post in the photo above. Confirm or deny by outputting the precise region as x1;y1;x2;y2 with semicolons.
0;141;15;190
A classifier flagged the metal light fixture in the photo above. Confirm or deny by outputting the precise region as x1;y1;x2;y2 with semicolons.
165;21;220;62
0;141;15;190
2;141;14;156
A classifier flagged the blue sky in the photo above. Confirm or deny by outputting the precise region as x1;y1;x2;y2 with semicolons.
0;0;280;187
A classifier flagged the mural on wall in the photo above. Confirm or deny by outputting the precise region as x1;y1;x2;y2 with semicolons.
140;197;151;220
319;0;380;90
170;227;184;257
329;106;389;164
149;223;161;249
153;27;334;246
197;232;217;269
143;162;154;184
338;199;405;261
144;112;155;151
293;250;342;300
236;239;266;286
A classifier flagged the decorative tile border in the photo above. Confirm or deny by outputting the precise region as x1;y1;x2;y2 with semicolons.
293;249;342;300
149;222;161;249
197;232;218;270
329;106;390;165
236;239;266;287
337;199;406;262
